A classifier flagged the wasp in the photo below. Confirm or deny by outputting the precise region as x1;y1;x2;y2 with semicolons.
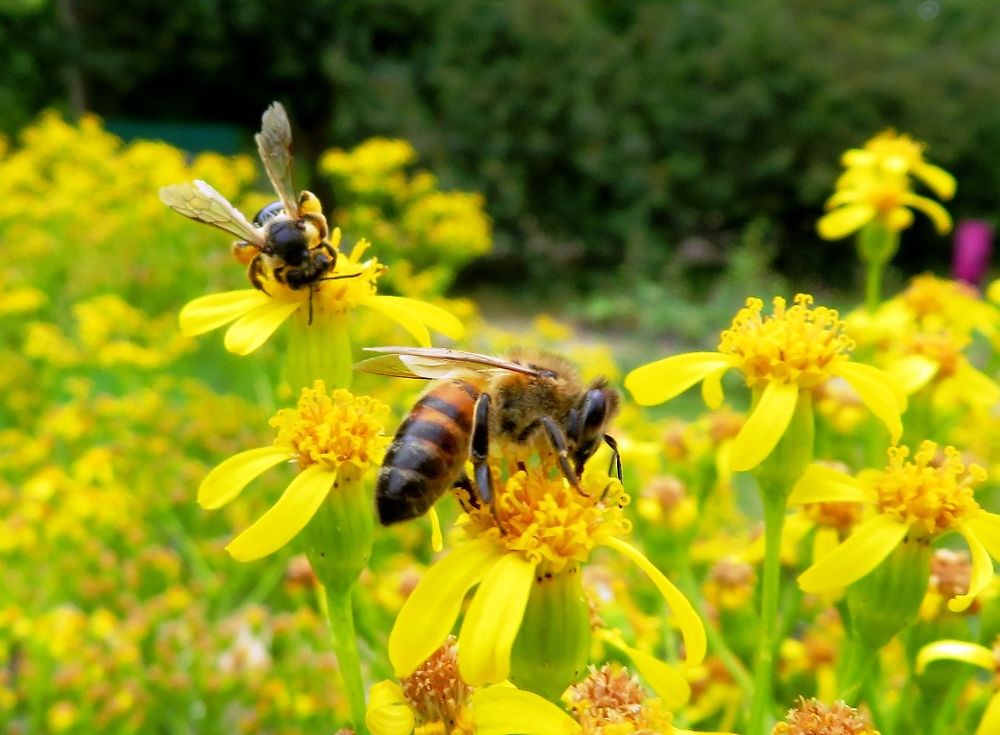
355;346;622;525
160;102;355;323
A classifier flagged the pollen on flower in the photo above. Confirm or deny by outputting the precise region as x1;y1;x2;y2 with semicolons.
313;237;388;316
269;381;389;471
803;500;863;533
462;461;631;574
565;664;673;735
400;636;474;734
874;442;987;537
905;331;966;378
718;294;855;389
928;549;971;600
772;697;879;735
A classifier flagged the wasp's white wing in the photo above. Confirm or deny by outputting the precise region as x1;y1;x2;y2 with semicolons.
355;346;541;380
159;180;264;246
255;102;299;219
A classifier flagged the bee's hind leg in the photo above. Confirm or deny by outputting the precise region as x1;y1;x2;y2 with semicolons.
469;393;504;531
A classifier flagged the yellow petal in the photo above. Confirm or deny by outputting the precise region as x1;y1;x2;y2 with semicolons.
366;680;415;735
599;630;691;710
977;691;1000;735
964;511;1000;560
916;640;994;674
729;381;799;472
812;526;840;565
428;507;444;553
603;536;706;665
179;290;270;336
832;361;905;442
374;295;465;341
887;355;939;395
365;297;431;347
390;538;503;677
458;552;536;685
949;524;994;612
224;298;302;355
225;464;335;561
788;463;876;506
700;366;728;409
953;364;1000;406
198;446;289;509
471;685;581;735
624;353;735;407
797;514;908;593
902;193;952;234
914;162;956;200
883;206;914;232
817;203;876;240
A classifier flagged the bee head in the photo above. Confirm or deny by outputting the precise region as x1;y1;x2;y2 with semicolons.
569;380;620;474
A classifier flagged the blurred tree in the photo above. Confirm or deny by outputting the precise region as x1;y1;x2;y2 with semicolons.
4;0;999;290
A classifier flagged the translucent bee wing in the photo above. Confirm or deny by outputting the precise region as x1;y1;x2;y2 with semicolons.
255;102;300;220
159;180;264;246
358;346;541;378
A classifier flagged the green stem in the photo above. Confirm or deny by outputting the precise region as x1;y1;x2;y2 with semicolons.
837;635;876;703
861;671;889;735
864;259;884;315
317;584;369;734
746;491;786;735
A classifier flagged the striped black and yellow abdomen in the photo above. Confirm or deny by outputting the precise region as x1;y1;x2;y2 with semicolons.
376;379;481;525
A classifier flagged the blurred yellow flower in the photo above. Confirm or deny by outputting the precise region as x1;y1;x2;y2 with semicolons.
626;294;904;471
818;130;954;240
197;382;388;561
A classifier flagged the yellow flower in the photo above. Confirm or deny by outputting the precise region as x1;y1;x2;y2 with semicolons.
388;461;706;686
625;295;905;472
772;697;879;735
366;637;581;735
841;130;955;198
817;130;954;241
179;232;463;356
917;638;1000;735
564;663;732;735
792;441;998;611
197;381;388;561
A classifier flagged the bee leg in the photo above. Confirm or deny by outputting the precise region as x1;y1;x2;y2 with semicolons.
248;255;270;295
470;393;503;531
307;284;315;325
317;272;362;282
452;474;481;511
539;416;587;496
604;434;623;482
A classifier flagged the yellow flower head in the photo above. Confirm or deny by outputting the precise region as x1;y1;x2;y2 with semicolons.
719;295;853;390
389;460;706;687
197;382;389;561
367;637;582;735
270;382;386;472
818;130;954;240
772;697;879;735
626;294;904;471
793;442;998;611
564;664;675;735
462;466;631;575
874;443;986;538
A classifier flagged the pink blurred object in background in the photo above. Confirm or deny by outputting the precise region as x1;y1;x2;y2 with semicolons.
952;219;993;287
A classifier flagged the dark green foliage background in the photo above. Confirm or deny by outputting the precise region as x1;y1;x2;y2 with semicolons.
5;0;998;288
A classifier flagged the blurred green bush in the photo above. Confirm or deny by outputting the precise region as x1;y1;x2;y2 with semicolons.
4;0;996;287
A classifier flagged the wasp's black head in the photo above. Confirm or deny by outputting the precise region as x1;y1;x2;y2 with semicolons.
266;219;309;264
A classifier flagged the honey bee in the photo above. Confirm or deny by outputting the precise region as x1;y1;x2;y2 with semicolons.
355;346;622;525
159;102;355;323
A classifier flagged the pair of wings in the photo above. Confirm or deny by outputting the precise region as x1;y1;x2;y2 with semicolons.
355;347;543;380
158;102;298;248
